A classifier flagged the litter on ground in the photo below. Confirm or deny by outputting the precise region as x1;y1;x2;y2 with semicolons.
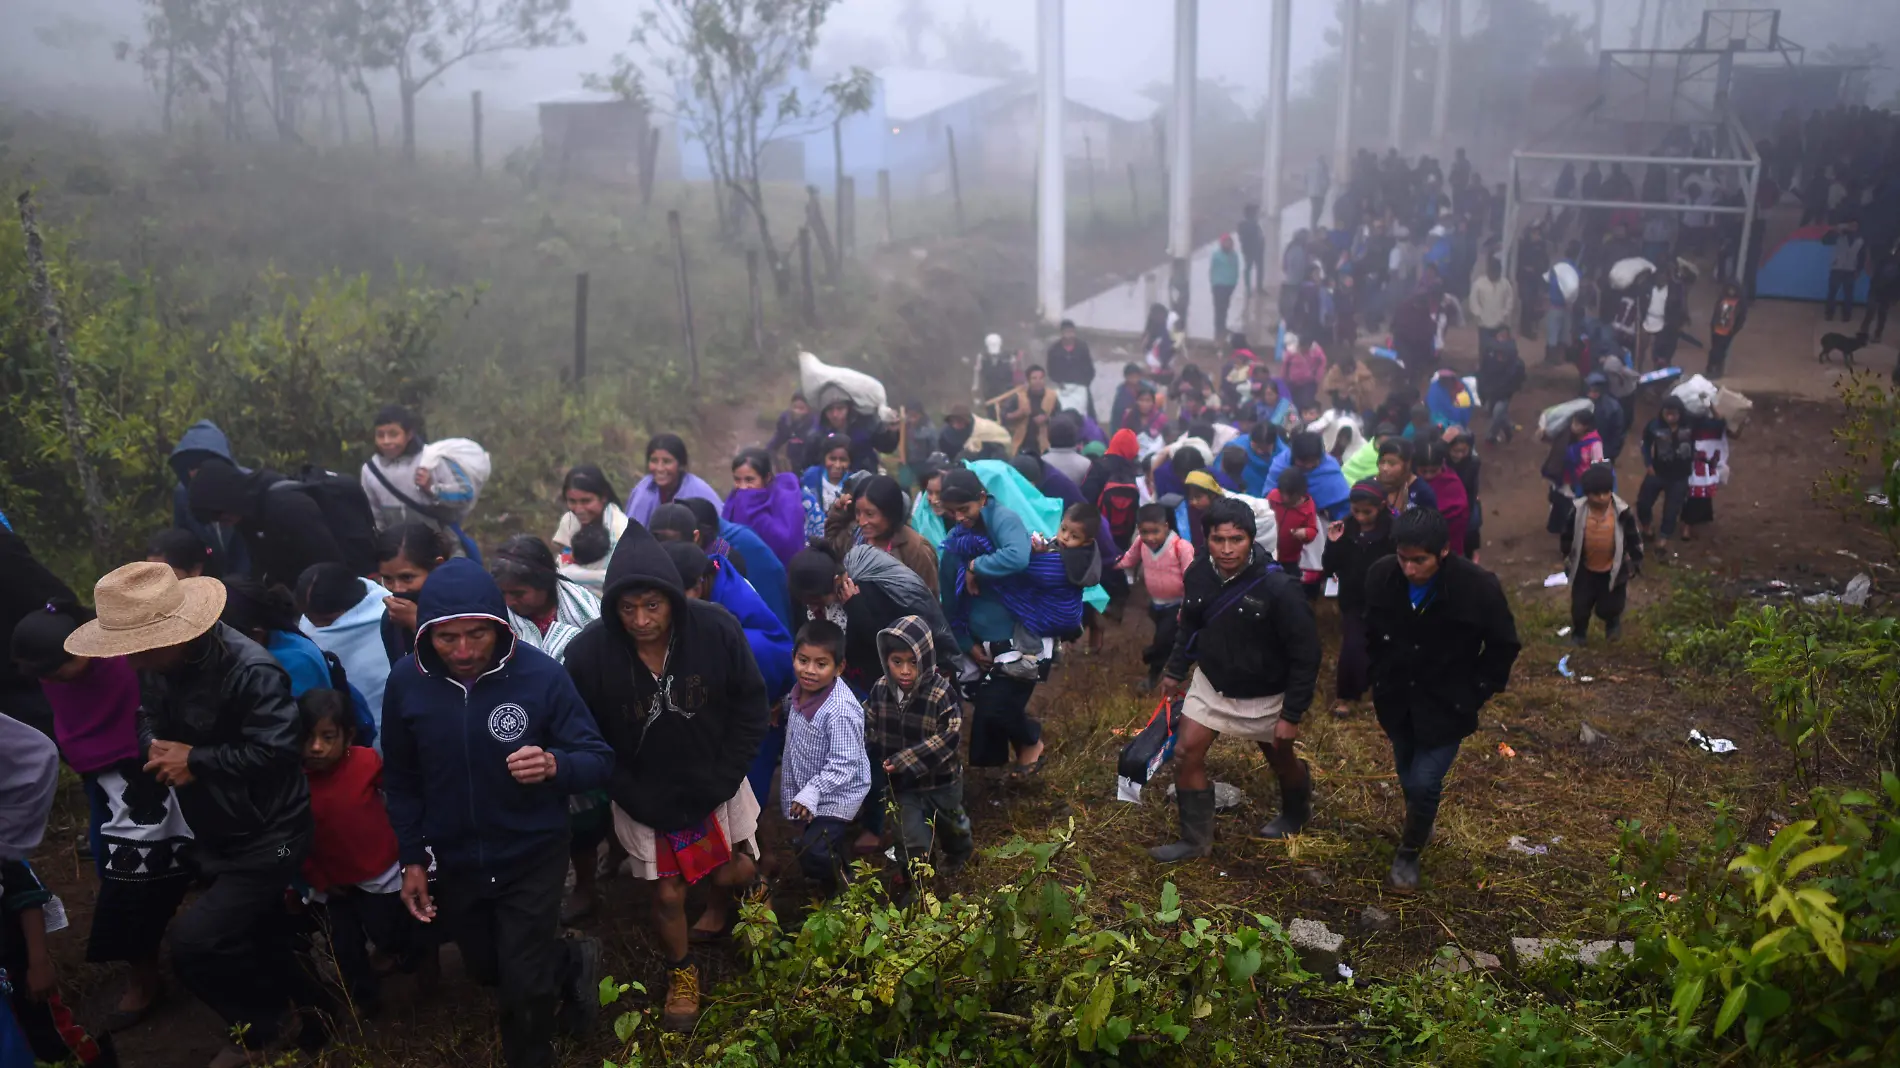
1507;836;1550;856
1689;730;1738;754
1544;572;1569;588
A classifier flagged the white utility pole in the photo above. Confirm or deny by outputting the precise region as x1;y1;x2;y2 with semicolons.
1036;0;1066;324
1333;0;1361;209
1168;0;1197;261
1388;0;1412;151
1262;0;1291;286
1431;0;1454;144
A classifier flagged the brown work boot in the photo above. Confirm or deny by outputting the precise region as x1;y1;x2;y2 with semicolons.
661;963;701;1033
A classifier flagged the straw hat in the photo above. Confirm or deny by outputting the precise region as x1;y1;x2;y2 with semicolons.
64;562;226;658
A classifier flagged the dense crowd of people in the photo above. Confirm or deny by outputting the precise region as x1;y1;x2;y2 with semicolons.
1;103;1893;1068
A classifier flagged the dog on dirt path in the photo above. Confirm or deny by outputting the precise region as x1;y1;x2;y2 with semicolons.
1818;330;1870;371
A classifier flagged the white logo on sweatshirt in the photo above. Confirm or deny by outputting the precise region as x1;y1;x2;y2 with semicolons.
488;703;529;743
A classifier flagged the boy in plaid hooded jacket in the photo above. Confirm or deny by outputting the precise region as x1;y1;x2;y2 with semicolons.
865;616;973;877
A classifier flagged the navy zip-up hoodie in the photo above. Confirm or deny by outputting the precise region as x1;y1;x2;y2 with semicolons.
379;558;612;879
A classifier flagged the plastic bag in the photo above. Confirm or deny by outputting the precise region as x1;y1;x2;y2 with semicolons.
1713;386;1754;434
1539;397;1593;437
417;438;490;517
799;351;894;421
1116;697;1183;802
1545;261;1579;304
1608;257;1656;291
1670;374;1719;417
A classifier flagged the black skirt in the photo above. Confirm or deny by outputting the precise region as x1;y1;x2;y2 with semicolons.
1682;496;1714;525
87;872;192;963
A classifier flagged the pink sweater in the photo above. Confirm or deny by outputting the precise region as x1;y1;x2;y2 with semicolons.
1116;532;1197;605
1283;343;1328;388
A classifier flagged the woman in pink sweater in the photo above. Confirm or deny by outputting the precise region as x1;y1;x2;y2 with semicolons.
1282;335;1329;410
1116;503;1200;690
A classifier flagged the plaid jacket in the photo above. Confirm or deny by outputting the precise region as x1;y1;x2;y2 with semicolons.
864;615;962;792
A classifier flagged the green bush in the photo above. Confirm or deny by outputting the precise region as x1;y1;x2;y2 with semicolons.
1666;605;1900;777
598;822;1316;1066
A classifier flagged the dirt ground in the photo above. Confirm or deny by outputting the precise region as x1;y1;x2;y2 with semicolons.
29;219;1897;1067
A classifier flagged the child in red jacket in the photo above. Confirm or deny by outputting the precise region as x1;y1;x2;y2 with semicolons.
300;689;417;1016
1269;468;1324;600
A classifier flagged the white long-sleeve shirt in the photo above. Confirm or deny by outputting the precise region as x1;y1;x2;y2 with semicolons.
781;679;871;822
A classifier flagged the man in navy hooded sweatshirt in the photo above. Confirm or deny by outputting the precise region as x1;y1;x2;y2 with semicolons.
379;558;614;1068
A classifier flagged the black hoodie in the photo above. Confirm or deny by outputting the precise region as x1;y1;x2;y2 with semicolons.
564;521;770;834
188;460;343;589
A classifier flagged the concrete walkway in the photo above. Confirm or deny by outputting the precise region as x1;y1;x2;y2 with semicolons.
1063;191;1326;343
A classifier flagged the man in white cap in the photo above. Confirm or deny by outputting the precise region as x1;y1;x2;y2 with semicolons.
65;562;314;1067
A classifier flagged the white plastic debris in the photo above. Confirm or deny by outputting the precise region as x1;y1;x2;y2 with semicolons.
1544;572;1570;588
1802;592;1840;606
1507;836;1551;856
1557;655;1575;679
1844;573;1872;607
1689;730;1737;754
1337;963;1355;980
1556;626;1572;637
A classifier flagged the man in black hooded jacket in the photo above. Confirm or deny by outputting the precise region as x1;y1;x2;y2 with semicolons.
563;520;769;1034
188;459;350;588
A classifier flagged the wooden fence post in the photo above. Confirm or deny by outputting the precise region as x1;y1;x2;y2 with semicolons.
797;226;817;326
946;125;965;231
640;127;661;208
667;210;700;388
16;191;110;560
471;90;483;175
877;169;893;245
806;186;839;282
839;175;856;258
573;271;588;383
746;249;765;359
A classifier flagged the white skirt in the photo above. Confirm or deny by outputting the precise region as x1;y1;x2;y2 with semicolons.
1180;668;1285;741
611;782;761;882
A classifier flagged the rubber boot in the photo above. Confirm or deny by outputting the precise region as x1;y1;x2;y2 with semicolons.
1148;787;1216;863
1255;760;1312;839
1386;799;1436;894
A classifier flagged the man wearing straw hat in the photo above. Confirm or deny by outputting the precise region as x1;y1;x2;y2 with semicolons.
65;561;317;1067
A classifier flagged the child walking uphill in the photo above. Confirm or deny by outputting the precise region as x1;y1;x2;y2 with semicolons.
299;688;416;1017
1321;484;1396;718
780;621;871;898
1116;503;1198;691
1268;469;1324;600
866;616;973;888
1559;464;1642;645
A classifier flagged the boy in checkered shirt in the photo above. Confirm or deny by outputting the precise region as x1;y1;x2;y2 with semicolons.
865;615;973;880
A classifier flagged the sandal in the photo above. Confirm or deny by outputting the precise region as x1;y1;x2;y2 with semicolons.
1331;702;1352;719
1007;758;1045;778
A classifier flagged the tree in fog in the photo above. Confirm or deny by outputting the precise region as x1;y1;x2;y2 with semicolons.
934;4;1022;79
343;0;584;164
590;0;872;296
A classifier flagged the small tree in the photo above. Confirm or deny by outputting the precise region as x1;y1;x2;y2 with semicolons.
591;0;871;295
347;0;583;164
935;3;1022;79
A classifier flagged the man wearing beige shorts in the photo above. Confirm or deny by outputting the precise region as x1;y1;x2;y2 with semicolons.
1151;498;1321;862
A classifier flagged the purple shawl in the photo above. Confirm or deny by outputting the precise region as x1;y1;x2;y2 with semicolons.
625;472;725;526
723;471;807;565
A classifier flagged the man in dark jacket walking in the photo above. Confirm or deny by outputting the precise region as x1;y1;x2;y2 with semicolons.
65;562;317;1066
1044;319;1097;420
188;459;356;588
563;522;769;1034
1150;498;1321;862
1362;509;1520;893
381;558;612;1068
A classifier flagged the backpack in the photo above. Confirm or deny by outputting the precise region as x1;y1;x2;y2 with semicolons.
1097;481;1141;547
273;466;378;576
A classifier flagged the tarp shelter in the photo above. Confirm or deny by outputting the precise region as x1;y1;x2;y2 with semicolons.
1754;224;1871;302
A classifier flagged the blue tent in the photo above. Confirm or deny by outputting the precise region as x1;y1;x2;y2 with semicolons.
1756;224;1872;302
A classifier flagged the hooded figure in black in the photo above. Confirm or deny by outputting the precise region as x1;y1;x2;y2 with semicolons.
188;459;346;589
562;519;768;1033
169;421;253;579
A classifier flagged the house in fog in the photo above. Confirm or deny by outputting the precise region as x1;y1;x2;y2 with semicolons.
665;67;1166;198
535;91;666;184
